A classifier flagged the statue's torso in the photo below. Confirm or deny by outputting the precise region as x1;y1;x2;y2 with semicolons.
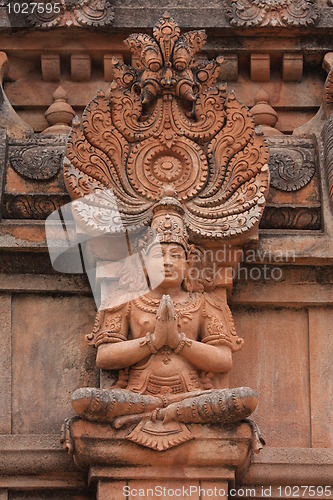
127;293;203;394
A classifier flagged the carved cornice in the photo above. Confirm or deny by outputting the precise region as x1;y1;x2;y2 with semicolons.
260;205;321;230
26;0;114;29
3;194;70;220
225;0;320;28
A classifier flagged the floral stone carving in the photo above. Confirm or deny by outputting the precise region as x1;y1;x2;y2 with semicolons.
63;14;269;453
225;0;319;28
27;0;114;29
268;146;315;191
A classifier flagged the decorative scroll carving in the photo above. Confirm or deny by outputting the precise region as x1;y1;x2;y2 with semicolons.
9;137;65;181
225;0;319;28
64;13;270;242
27;0;114;29
260;205;321;230
269;150;315;191
267;137;316;191
322;114;333;204
3;194;69;219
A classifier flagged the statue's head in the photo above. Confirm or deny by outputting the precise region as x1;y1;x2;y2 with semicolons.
144;241;187;290
142;189;189;290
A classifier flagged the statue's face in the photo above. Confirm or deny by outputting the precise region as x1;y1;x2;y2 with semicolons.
145;242;187;289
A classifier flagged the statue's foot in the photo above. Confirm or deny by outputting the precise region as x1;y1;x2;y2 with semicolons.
72;387;117;423
72;387;163;424
158;387;258;425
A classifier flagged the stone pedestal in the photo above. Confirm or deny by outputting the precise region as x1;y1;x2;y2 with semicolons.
64;419;254;500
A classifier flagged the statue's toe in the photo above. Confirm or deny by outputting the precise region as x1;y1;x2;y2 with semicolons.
242;393;258;415
72;387;95;416
234;387;258;415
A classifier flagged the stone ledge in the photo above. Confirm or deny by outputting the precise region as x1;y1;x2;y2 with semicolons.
0;434;331;489
0;434;85;488
243;447;333;486
1;222;333;263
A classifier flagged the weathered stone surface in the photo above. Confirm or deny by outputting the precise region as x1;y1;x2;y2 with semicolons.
0;3;332;498
0;294;11;433
0;128;7;221
308;307;333;448
230;307;310;447
12;295;97;434
243;447;333;486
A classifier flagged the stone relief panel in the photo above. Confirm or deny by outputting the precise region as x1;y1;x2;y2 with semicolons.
27;0;114;29
225;0;320;28
260;136;321;230
58;14;269;456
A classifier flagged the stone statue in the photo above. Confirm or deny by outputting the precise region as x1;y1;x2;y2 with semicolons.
62;13;269;451
72;195;258;449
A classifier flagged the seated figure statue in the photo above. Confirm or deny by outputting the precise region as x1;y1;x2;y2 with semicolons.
72;195;258;450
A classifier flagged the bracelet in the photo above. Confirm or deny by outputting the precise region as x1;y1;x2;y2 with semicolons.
140;332;159;354
174;332;192;354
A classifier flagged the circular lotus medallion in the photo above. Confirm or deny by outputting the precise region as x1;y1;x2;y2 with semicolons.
127;136;208;201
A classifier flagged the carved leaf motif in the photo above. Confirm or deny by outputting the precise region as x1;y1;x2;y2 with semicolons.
64;118;151;234
260;206;321;229
171;85;227;143
322;114;333;204
175;31;207;63
110;59;138;90
74;0;114;27
3;194;69;219
269;151;315;191
186;134;269;239
281;0;319;26
125;34;162;72
194;58;224;92
198;93;255;201
110;86;164;142
65;120;114;191
82;90;131;191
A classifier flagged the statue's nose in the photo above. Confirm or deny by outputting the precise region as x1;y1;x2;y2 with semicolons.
164;255;173;266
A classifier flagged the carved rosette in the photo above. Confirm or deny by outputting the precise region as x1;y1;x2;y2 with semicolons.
64;13;270;243
225;0;319;28
268;149;315;191
27;0;114;29
9;140;65;181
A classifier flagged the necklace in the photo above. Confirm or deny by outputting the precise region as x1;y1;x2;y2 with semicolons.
133;293;202;316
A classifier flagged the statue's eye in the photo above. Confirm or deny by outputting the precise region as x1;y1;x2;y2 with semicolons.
171;253;183;259
151;252;162;259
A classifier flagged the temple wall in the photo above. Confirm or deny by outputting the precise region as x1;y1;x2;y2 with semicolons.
0;1;332;498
